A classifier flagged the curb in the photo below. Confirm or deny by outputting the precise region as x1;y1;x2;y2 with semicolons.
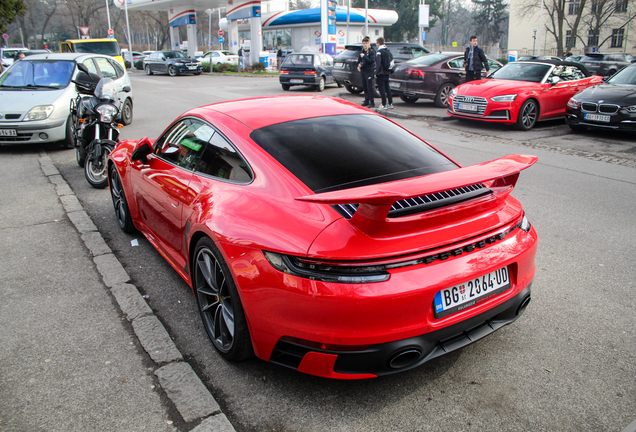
38;151;235;432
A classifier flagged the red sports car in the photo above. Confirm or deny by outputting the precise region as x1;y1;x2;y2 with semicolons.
448;60;603;130
108;96;538;379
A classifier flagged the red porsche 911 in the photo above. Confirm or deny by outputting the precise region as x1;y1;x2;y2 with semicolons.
108;96;538;379
447;60;603;130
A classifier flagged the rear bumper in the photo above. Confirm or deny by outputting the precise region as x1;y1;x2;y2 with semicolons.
279;75;321;86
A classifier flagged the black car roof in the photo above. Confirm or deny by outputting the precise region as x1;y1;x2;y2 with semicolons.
517;59;592;76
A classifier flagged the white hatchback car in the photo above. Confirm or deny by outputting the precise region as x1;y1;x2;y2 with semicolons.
199;50;239;66
0;52;133;147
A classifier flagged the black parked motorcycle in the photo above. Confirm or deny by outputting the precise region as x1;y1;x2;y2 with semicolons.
70;63;131;189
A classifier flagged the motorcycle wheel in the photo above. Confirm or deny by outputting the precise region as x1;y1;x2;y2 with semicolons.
76;146;86;168
85;142;113;189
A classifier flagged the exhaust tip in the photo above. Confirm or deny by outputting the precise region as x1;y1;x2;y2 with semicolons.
517;295;531;316
388;348;422;369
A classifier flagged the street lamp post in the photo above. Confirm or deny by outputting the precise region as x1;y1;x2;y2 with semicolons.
206;9;212;52
532;29;537;55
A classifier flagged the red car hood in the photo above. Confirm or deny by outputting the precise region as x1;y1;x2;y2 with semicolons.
455;79;543;96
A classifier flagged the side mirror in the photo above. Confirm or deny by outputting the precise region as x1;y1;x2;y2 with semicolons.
122;85;131;93
548;76;561;85
77;62;89;74
131;137;153;163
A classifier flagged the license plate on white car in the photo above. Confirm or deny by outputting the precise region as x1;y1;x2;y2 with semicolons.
584;113;610;123
0;129;17;137
433;266;511;318
458;103;478;112
290;79;304;84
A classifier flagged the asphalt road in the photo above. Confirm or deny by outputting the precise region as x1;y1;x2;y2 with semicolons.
46;72;636;432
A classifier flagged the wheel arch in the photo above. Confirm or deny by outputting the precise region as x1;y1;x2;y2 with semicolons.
513;96;540;121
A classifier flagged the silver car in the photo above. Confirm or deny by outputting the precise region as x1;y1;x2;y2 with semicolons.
0;53;133;146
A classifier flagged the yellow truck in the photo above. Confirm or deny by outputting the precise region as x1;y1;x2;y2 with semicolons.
61;39;124;66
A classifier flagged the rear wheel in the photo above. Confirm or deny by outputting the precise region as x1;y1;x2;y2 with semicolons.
514;99;539;131
281;84;290;91
316;77;325;92
193;237;253;361
145;65;153;75
400;95;419;103
109;165;136;233
434;83;455;108
344;84;363;94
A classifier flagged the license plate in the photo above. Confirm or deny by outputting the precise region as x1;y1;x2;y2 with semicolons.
584;113;610;123
389;82;400;89
458;103;478;112
290;79;304;84
434;266;511;318
335;62;344;69
0;129;17;137
188;66;197;70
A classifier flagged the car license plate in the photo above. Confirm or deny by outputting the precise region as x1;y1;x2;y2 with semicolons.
335;62;344;69
188;66;197;70
290;79;304;84
0;129;17;137
389;82;400;89
584;113;610;123
458;103;478;112
433;266;511;318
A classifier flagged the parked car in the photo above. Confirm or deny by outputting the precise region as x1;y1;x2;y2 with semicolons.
566;62;636;133
108;95;538;379
565;55;584;63
142;50;155;56
579;52;636;76
517;55;562;61
333;43;431;94
199;50;239;66
22;49;52;58
0;52;134;146
1;47;29;69
389;52;503;107
279;52;336;91
447;60;602;130
143;50;202;76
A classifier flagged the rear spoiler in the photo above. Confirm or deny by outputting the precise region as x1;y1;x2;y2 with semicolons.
296;154;537;231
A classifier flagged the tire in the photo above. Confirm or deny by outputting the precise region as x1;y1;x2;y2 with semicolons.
59;115;75;148
434;83;455;108
76;146;86;168
568;123;587;132
194;71;201;75
316;77;325;92
336;81;343;88
193;237;253;361
514;99;539;131
607;69;616;77
121;98;133;126
281;84;291;91
109;165;136;233
400;95;419;103
168;65;178;76
145;65;153;75
344;84;363;94
85;142;113;189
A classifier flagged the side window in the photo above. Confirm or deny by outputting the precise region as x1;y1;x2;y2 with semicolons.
626;54;635;62
448;57;464;69
196;131;253;182
149;53;159;61
95;57;118;79
82;59;99;75
154;119;215;171
212;52;220;57
412;47;427;59
314;55;321;66
108;58;124;77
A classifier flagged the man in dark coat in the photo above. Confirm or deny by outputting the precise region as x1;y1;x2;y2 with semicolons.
463;36;489;81
357;36;376;107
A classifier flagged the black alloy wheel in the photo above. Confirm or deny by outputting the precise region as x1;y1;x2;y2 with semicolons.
84;144;113;189
514;99;539;131
168;65;179;76
400;95;419;103
145;65;153;75
121;99;133;125
109;165;135;233
434;83;455;108
193;237;253;361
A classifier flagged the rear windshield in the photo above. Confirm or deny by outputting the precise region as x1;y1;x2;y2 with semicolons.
250;114;456;193
406;53;448;66
73;41;120;57
284;54;314;66
581;54;605;61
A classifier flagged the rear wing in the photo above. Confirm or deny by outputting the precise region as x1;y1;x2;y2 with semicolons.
296;154;537;231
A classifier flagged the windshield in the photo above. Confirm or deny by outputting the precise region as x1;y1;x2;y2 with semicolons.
0;60;75;88
164;51;188;59
94;78;117;100
489;62;552;82
250;115;456;193
608;66;636;85
73;41;120;57
406;53;447;66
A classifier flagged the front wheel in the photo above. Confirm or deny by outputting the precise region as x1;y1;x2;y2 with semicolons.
145;65;153;75
168;65;178;76
344;84;363;94
193;237;253;361
400;95;419;103
85;142;113;189
60;115;75;149
316;77;325;92
514;99;539;131
434;83;455;108
121;99;133;125
109;165;136;233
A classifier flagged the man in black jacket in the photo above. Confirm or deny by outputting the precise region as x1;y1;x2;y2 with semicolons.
357;36;376;107
463;36;489;81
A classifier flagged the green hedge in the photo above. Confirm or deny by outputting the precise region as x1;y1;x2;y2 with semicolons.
251;62;266;72
213;63;238;73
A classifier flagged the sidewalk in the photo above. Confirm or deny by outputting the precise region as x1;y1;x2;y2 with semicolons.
0;149;233;432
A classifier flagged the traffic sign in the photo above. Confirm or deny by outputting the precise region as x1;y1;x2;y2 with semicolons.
79;27;90;36
108;28;114;36
2;33;9;40
218;37;224;44
218;29;224;37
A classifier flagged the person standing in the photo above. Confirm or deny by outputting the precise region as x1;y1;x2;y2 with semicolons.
276;46;283;70
375;37;394;110
238;46;245;72
357;36;376;107
463;36;489;81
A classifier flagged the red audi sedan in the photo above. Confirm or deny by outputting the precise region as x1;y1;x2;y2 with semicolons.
448;60;603;130
108;96;538;379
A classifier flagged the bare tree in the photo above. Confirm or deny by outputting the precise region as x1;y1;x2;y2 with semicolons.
18;0;58;48
578;0;636;49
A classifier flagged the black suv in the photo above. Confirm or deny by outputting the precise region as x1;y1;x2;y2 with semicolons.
580;52;635;76
333;43;431;94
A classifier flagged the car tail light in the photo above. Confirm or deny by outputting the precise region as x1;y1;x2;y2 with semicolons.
304;71;317;75
406;69;425;78
280;70;289;74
